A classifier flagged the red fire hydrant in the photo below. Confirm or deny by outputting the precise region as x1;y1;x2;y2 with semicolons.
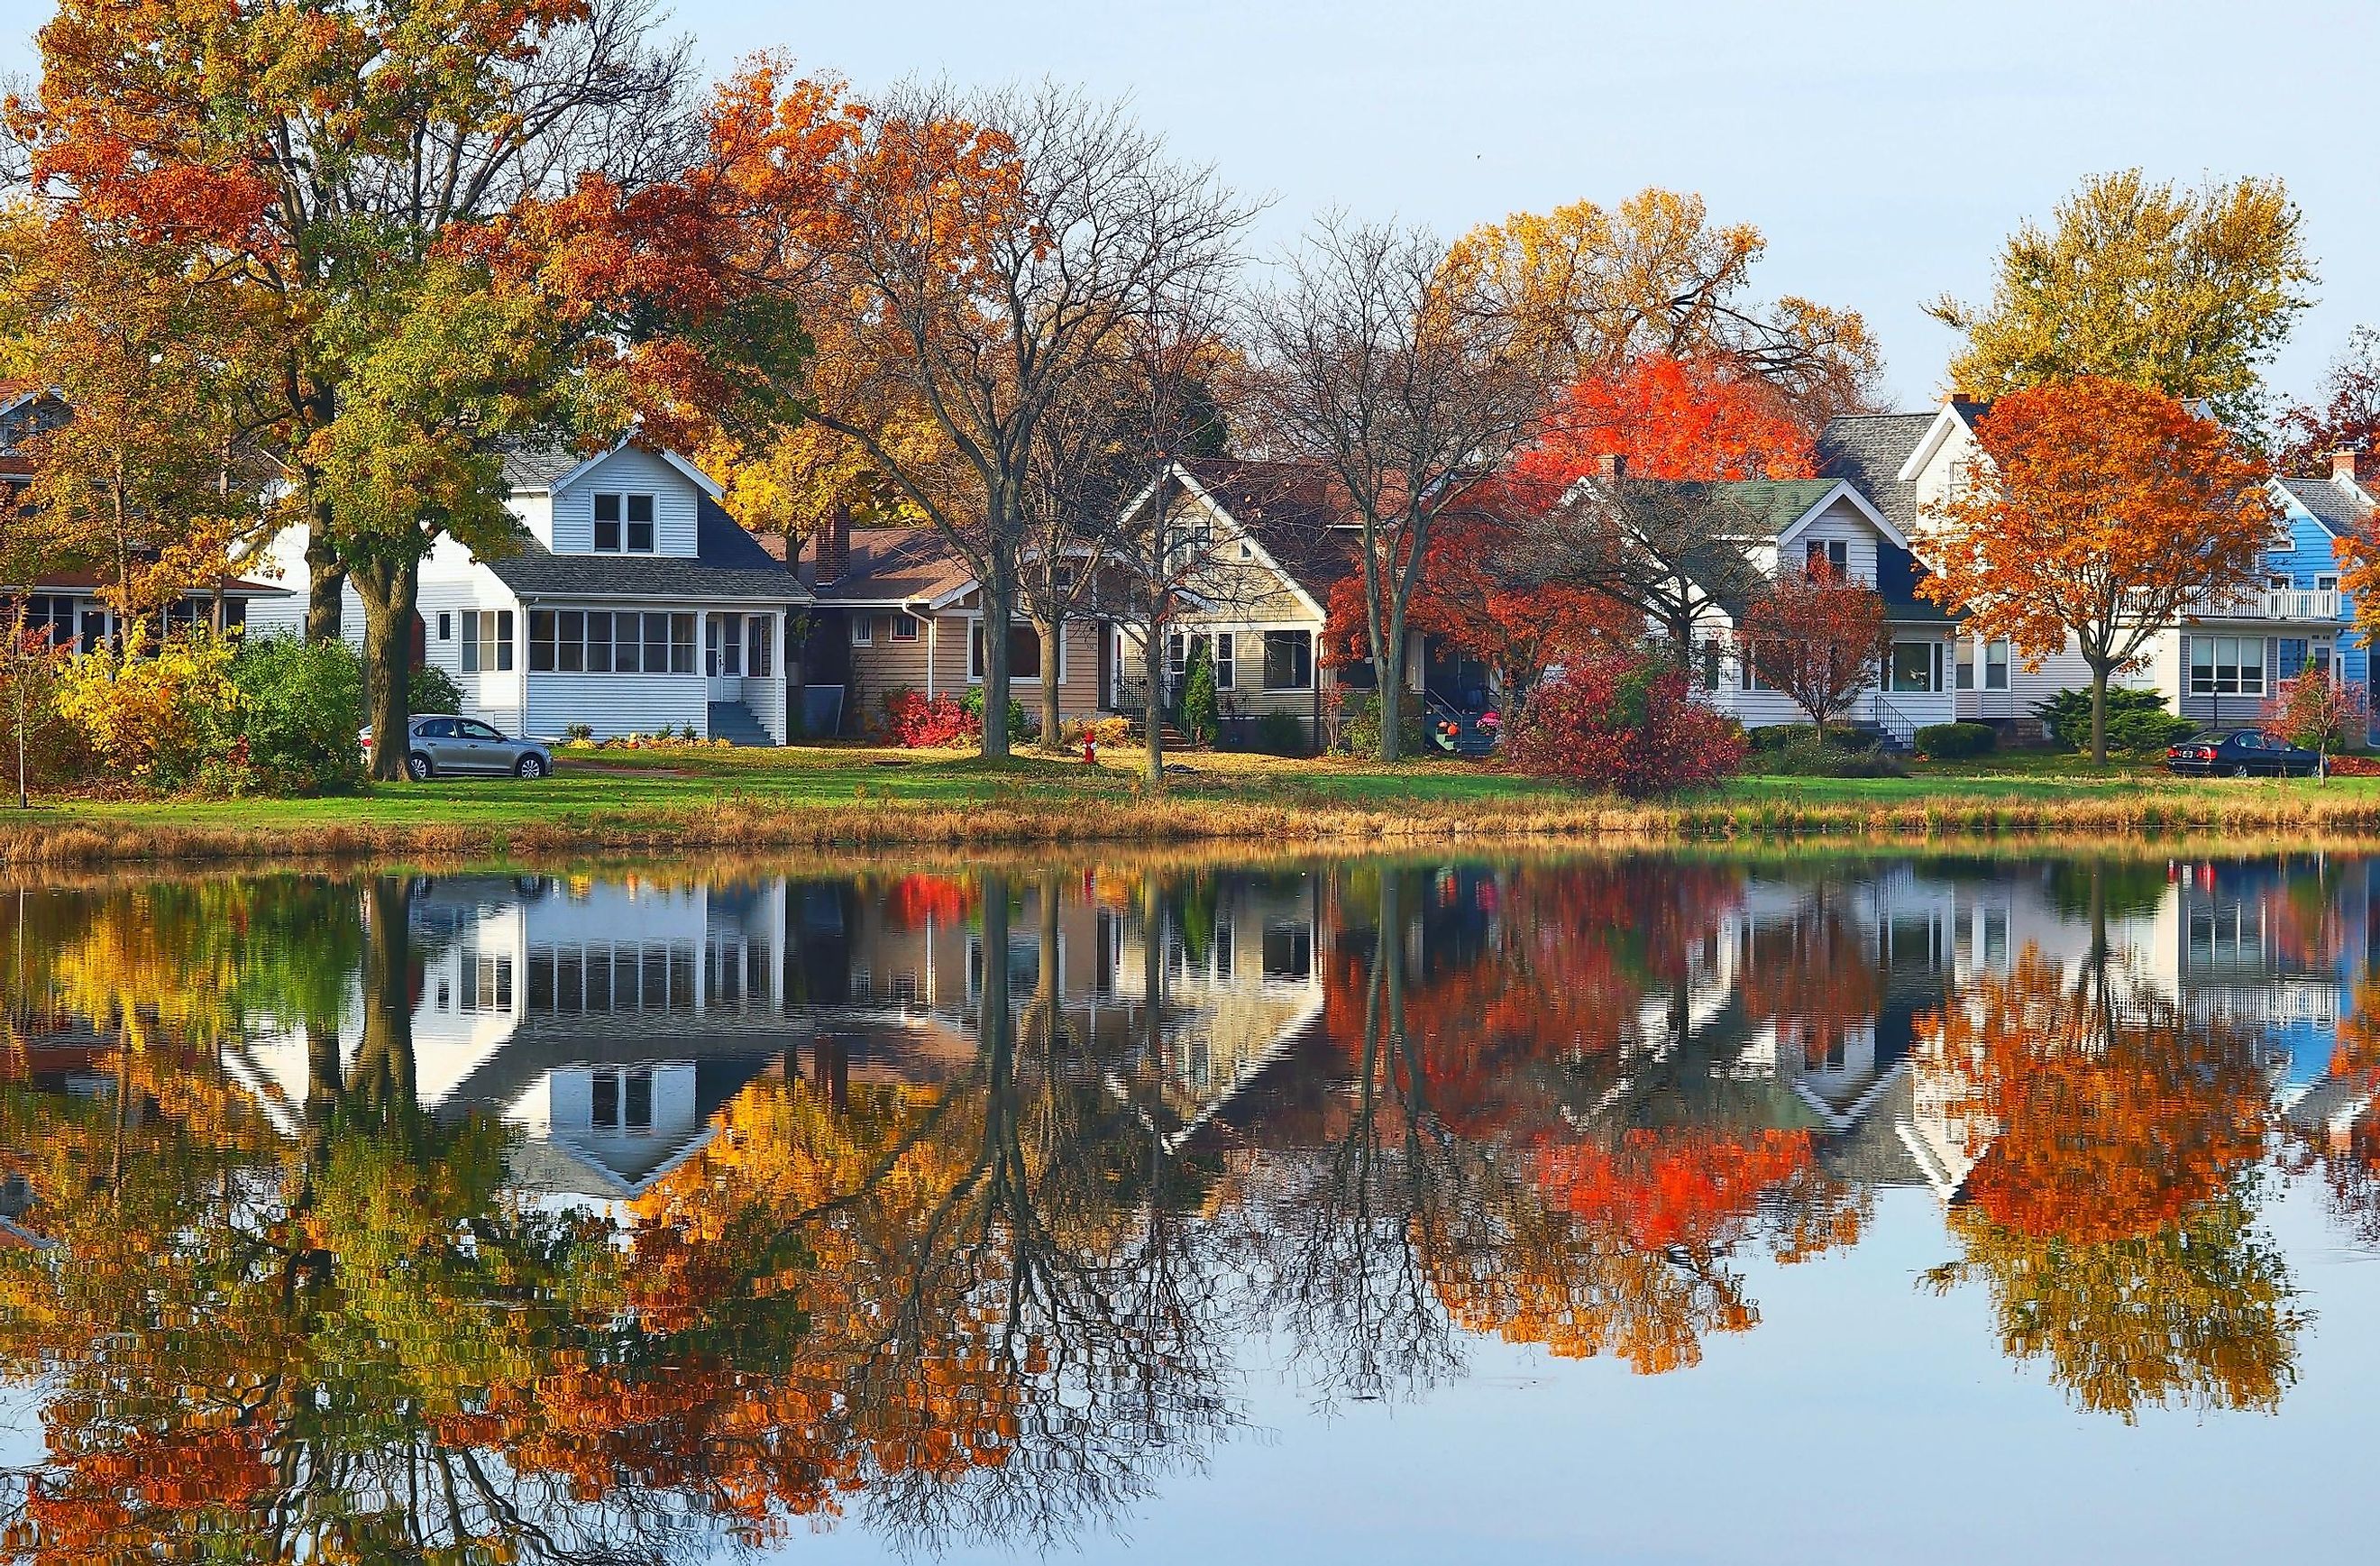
1083;733;1098;765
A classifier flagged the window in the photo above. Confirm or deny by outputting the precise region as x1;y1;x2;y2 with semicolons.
889;612;920;642
528;610;692;674
1955;642;1975;690
1888;641;1937;692
590;492;657;553
971;621;1048;681
849;614;873;646
1213;632;1235;691
437;612;452;642
459;719;504;740
2190;636;2266;696
593;493;621;553
626;494;654;553
1742;645;1778;691
24;595;74;650
1700;639;1721;692
2320;575;2339;592
709;615;744;677
456;610;513;673
1804;539;1849;580
747;615;773;679
1984;640;2009;691
1263;629;1314;691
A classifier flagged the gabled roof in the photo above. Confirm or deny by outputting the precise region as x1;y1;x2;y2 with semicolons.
499;434;726;501
2274;476;2372;539
817;525;976;607
1893;398;1992;485
481;496;808;602
1175;458;1357;603
1817;412;1936;531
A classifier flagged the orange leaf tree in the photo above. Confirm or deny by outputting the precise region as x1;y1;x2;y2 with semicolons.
1514;353;1818;490
1918;377;2274;763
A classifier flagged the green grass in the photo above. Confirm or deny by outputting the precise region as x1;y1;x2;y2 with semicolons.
16;741;2380;865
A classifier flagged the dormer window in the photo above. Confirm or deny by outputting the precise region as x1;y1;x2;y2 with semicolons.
1804;540;1848;580
593;492;655;553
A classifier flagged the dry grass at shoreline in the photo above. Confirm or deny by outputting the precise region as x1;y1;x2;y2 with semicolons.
14;775;2380;869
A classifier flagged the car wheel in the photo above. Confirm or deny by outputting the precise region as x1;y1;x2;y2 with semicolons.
407;752;434;782
515;755;548;780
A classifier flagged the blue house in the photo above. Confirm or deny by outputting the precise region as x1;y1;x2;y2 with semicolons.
2265;455;2378;739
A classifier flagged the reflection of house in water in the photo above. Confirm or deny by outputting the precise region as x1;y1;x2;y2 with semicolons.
790;872;1328;1145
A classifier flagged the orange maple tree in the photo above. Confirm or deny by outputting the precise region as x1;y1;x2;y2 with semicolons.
1918;377;2274;763
1506;353;1818;501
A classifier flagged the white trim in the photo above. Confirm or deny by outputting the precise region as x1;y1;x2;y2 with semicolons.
2269;476;2344;540
533;435;727;503
1773;480;1913;552
1164;463;1331;621
1894;402;1984;484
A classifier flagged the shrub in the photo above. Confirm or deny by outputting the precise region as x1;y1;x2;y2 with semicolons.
1506;646;1746;797
230;636;366;794
410;664;463;715
1253;710;1309;756
1179;638;1218;746
53;626;244;793
1337;691;1430;758
1059;715;1131;750
883;689;978;748
957;684;1033;743
1745;725;1808;753
1748;731;1908;778
1915;721;1997;761
0;630;84;798
562;722;594;746
2035;686;2191;754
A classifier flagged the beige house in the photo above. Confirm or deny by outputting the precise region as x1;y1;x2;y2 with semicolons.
810;459;1427;750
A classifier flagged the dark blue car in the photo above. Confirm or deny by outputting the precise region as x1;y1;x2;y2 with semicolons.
2165;729;2323;778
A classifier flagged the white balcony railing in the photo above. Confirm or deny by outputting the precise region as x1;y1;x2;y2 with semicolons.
2187;586;2340;622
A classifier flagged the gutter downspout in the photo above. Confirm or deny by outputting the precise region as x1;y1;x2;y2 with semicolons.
925;608;936;701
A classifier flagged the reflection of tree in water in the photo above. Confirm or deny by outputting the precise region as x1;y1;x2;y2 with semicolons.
1918;939;2304;1421
0;875;715;1564
1227;862;1867;1394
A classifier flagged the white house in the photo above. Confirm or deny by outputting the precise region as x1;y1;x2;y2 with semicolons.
250;437;808;746
1822;398;2348;739
1599;470;1964;746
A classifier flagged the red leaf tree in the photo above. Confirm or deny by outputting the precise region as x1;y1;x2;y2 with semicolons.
1737;562;1886;743
1507;353;1819;505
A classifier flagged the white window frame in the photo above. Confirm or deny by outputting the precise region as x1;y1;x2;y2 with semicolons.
1983;640;2010;691
889;611;920;642
848;614;873;646
2189;636;2266;696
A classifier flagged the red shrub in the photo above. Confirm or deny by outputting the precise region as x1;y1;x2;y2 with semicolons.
882;690;978;748
1507;647;1746;797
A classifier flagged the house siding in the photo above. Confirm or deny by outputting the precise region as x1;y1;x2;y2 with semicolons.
841;611;1104;736
546;446;701;556
527;670;711;741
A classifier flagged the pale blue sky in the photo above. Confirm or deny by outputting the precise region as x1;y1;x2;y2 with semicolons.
11;1;2377;417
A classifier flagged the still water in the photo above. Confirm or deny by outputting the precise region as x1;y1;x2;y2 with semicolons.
3;851;2379;1562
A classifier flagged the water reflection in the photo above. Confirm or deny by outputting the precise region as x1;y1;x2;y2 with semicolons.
0;852;2372;1557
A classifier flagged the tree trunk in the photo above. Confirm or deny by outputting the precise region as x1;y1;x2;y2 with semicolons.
980;580;1012;760
1038;618;1065;753
357;875;418;1117
305;521;346;644
2088;664;2110;767
351;555;420;783
1142;616;1167;786
1377;628;1405;763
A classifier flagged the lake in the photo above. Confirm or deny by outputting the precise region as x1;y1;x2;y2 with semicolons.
3;849;2377;1563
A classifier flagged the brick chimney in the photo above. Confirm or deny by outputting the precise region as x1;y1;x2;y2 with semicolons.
2332;447;2380;488
1596;452;1625;481
816;505;852;585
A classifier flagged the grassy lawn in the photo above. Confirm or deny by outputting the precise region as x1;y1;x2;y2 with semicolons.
13;741;2380;865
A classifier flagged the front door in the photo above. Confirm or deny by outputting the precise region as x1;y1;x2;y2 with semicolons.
706;613;744;700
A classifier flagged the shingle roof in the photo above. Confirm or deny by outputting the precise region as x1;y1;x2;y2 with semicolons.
2277;476;2372;537
483;497;807;601
1817;412;1936;530
1177;458;1358;600
1620;477;1847;536
497;437;598;490
819;525;975;605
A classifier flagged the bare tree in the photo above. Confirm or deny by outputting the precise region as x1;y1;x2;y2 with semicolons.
1239;218;1556;760
1509;468;1765;673
802;83;1250;757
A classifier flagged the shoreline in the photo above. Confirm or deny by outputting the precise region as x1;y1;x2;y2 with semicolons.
15;783;2380;867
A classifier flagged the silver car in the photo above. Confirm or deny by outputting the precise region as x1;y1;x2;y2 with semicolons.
398;716;554;781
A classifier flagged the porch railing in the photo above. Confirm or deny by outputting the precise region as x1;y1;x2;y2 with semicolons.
2189;586;2341;621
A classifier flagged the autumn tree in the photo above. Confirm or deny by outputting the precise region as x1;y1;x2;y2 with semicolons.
0;208;274;625
1240;218;1558;759
1447;190;1882;427
774;83;1248;759
14;0;699;778
2274;326;2380;474
1522;353;1819;483
1738;560;1885;742
2264;663;2366;778
1918;378;2274;763
1928;170;2317;431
